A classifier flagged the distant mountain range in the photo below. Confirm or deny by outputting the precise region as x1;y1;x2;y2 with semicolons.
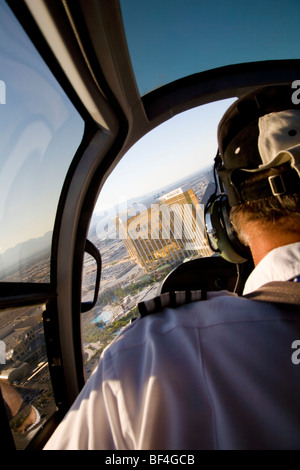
0;167;214;280
88;166;214;244
0;231;52;280
91;166;213;222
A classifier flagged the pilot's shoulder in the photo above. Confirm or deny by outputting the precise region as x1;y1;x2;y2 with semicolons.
138;290;207;317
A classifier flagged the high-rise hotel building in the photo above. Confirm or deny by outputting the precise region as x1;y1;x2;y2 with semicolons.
116;187;213;272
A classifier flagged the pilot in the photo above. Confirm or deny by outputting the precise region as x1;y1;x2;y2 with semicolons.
44;84;300;450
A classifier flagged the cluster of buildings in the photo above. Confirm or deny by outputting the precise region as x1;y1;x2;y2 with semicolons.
115;185;213;272
0;306;45;383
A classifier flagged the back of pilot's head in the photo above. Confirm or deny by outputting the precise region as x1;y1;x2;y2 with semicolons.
213;84;300;255
217;84;300;209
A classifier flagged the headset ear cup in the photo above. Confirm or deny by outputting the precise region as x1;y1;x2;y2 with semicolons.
219;196;251;262
207;196;249;264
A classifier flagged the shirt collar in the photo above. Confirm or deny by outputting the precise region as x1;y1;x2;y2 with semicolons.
243;241;300;295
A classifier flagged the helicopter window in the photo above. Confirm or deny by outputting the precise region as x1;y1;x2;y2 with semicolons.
82;99;235;378
0;0;85;449
0;0;85;283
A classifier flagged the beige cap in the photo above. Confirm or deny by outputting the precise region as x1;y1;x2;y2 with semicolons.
257;109;300;176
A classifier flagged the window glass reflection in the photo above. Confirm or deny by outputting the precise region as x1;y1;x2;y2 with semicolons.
0;0;85;281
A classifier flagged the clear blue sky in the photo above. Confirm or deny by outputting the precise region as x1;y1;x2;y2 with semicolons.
121;0;300;96
95;98;236;213
3;0;300;254
97;0;300;212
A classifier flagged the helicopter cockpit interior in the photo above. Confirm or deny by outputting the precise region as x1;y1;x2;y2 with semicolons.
0;0;299;450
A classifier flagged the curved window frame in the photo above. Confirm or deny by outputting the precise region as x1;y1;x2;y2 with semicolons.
1;0;299;450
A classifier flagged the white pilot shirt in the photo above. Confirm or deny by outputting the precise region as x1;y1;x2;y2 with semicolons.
44;243;300;450
243;241;300;294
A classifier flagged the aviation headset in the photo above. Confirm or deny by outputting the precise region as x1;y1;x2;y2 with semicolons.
204;84;300;264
